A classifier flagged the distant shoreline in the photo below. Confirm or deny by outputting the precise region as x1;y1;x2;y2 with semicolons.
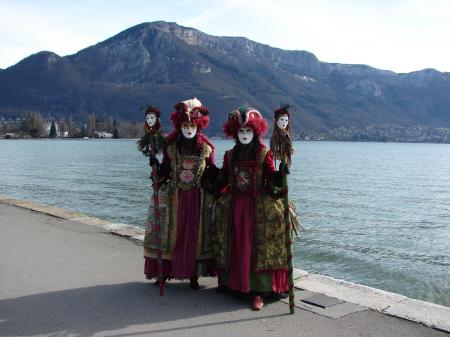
2;136;450;145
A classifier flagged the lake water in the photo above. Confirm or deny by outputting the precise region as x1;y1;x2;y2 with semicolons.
0;139;449;306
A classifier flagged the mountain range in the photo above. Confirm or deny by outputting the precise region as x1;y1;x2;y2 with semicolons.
1;21;449;136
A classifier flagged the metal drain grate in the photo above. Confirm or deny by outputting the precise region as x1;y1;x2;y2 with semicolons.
301;294;344;308
281;290;368;318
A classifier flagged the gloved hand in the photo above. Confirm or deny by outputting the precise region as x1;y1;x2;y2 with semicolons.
203;164;220;182
279;162;290;175
149;154;159;168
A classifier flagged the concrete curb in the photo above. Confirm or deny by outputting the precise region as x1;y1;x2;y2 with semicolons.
1;195;449;333
292;270;450;332
0;195;145;239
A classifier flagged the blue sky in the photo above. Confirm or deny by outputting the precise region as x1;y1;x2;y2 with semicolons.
1;0;449;73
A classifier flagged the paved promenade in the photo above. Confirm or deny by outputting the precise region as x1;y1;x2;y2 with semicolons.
0;202;449;337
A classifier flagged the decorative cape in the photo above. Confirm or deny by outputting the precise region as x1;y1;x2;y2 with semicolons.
144;142;215;261
213;146;288;272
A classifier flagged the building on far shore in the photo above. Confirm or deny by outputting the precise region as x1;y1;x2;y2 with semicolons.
94;131;113;138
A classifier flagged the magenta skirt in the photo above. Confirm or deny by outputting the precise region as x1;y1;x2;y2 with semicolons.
145;187;214;279
223;195;288;293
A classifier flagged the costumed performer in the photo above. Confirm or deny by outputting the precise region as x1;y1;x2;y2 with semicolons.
212;105;289;310
143;98;216;289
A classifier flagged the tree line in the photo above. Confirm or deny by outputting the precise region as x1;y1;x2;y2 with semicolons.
1;112;144;139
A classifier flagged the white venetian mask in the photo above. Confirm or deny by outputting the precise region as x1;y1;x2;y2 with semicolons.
145;114;157;128
181;123;197;139
276;115;289;130
238;127;254;145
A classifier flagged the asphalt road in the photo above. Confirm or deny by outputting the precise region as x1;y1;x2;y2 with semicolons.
1;203;448;337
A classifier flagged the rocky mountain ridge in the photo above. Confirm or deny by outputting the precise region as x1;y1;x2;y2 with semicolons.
1;21;449;136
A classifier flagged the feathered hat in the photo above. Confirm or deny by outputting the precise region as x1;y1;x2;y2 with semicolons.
142;105;161;118
170;97;209;130
223;105;268;138
274;103;292;120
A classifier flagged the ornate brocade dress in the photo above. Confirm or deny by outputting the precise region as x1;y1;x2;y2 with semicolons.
214;143;289;293
144;137;215;279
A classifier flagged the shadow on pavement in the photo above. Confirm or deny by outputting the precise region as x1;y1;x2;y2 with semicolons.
0;281;287;337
